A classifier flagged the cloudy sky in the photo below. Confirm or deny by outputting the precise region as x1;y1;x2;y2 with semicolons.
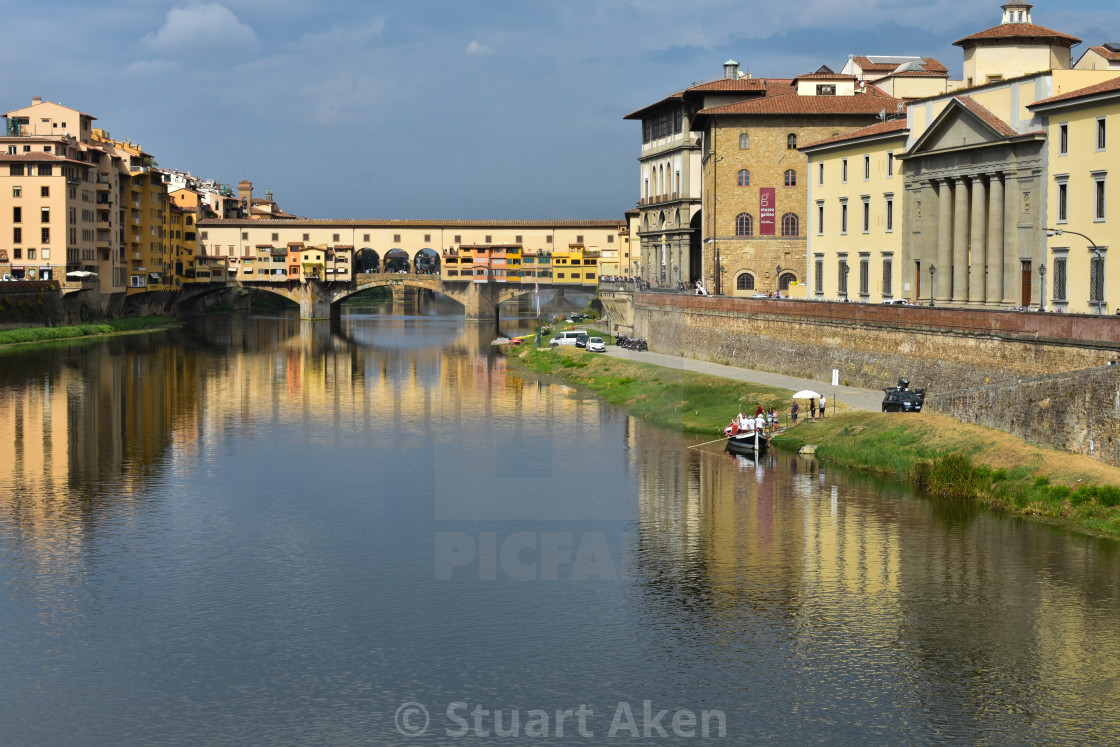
3;1;1116;220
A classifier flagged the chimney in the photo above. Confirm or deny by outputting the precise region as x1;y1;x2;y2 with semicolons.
32;96;42;105
723;59;740;80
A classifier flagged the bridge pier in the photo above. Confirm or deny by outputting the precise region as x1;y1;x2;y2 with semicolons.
294;280;340;321
460;282;500;320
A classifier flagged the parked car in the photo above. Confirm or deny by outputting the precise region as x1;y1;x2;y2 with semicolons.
882;298;914;306
574;333;590;348
882;378;925;412
586;337;606;353
549;330;589;347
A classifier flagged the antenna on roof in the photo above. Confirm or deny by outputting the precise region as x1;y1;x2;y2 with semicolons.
878;109;887;121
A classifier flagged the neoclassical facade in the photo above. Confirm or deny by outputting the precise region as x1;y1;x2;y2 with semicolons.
902;97;1046;306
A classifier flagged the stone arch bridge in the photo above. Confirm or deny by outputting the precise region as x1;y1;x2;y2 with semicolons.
176;273;575;320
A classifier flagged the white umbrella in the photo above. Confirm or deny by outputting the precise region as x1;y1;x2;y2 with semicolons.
792;390;821;399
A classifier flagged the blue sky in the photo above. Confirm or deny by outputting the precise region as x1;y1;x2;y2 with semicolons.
2;1;1116;220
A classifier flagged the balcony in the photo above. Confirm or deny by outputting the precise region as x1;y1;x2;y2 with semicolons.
638;192;682;206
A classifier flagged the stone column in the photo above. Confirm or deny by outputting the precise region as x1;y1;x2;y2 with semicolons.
937;179;953;303
952;177;970;304
969;176;987;305
986;174;1005;305
1002;177;1019;305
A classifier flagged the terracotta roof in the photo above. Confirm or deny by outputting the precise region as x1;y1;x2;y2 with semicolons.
697;89;898;117
956;96;1020;137
1087;45;1120;62
623;91;686;120
954;23;1080;47
796;73;857;81
852;56;949;74
687;78;769;92
801;118;909;149
890;71;951;78
1029;75;1120;108
0;152;87;165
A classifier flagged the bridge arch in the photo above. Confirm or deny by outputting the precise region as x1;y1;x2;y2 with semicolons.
355;248;380;273
384;248;410;272
415;248;440;275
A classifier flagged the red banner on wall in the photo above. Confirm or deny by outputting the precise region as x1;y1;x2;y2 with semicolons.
759;188;776;236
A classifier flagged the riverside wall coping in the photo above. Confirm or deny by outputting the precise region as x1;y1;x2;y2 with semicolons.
635;293;1120;350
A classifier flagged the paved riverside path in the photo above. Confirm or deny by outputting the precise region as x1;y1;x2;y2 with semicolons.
602;346;885;413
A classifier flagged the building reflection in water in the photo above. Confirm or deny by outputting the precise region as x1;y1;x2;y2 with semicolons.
628;416;1120;739
2;306;1120;741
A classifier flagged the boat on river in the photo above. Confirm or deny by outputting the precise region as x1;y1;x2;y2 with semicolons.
724;422;770;454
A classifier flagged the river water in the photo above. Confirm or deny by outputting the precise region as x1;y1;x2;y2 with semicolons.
1;302;1119;745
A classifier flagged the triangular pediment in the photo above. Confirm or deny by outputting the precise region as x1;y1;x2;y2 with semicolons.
906;97;1018;156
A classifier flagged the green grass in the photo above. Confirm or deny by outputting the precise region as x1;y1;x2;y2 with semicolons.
0;316;174;347
514;345;1120;539
772;414;1120;537
515;346;789;436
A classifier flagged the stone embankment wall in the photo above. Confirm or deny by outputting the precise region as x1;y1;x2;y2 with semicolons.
0;281;64;328
633;294;1120;392
928;366;1120;467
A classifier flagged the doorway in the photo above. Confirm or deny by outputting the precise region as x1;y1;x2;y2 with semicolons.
1021;260;1032;307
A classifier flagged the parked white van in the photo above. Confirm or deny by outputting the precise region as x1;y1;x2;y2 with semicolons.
549;330;589;347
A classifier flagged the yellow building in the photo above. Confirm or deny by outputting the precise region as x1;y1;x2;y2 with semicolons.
802;119;909;301
1030;77;1120;313
550;244;598;285
0;98;129;291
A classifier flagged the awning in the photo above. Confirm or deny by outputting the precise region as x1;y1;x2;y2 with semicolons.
148;273;162;282
66;270;99;278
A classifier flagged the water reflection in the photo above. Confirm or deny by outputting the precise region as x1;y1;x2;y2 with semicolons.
0;305;1119;745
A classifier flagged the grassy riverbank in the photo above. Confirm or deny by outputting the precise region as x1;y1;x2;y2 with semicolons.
515;345;1120;538
0;316;174;348
516;345;790;435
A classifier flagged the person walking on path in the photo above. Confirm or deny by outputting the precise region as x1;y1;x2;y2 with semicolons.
810;398;817;420
819;395;827;418
791;400;800;424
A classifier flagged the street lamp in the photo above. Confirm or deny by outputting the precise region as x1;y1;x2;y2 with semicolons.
776;264;783;293
929;264;936;307
1047;227;1103;315
1039;263;1047;312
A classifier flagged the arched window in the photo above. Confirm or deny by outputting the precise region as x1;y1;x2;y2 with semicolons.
779;272;796;291
735;213;754;237
784;169;797;187
787;133;797;149
736;273;755;291
739;133;749;149
737;169;750;187
781;213;799;237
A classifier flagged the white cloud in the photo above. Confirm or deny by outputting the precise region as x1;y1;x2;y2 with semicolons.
466;41;493;56
143;3;258;54
124;58;180;77
294;16;386;50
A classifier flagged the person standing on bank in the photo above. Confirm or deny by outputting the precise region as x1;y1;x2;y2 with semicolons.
810;398;817;420
791;400;800;424
819;394;827;418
